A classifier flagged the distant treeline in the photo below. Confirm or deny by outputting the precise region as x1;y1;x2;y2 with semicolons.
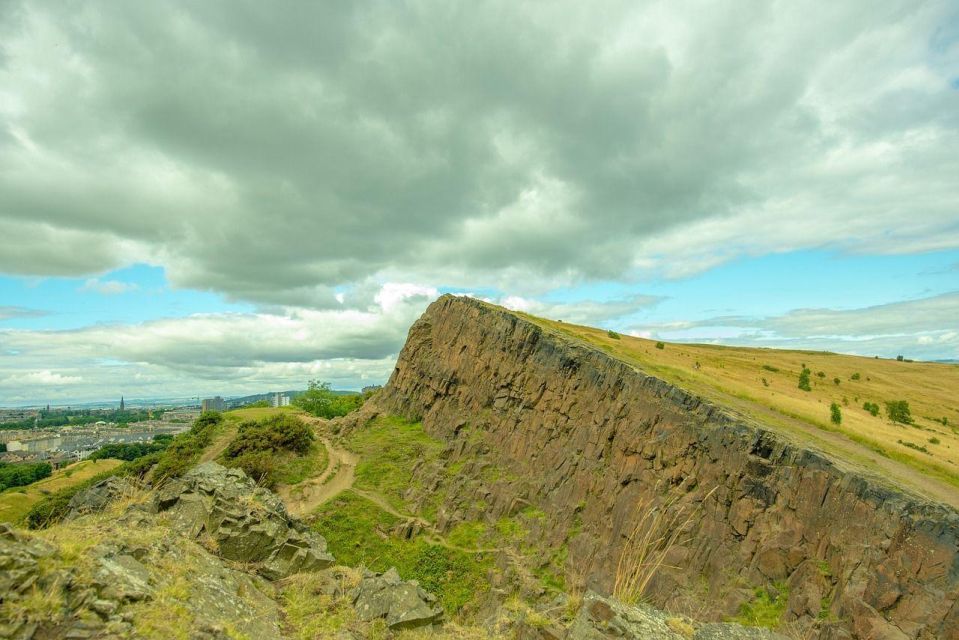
0;408;164;431
88;434;173;462
0;461;52;491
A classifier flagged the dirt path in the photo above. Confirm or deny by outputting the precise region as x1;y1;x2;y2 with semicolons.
199;424;238;463
281;438;359;518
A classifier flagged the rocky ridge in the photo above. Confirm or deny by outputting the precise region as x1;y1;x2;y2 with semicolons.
360;294;959;640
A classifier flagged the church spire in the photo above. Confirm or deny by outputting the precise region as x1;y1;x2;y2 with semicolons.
120;396;125;411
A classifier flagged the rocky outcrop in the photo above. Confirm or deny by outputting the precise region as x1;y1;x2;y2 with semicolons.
152;461;335;578
0;518;284;640
569;592;785;640
365;295;959;640
65;476;137;521
351;567;444;630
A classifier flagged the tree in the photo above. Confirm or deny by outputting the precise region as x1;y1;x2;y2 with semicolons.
830;403;842;425
798;368;812;392
885;400;913;425
293;380;364;418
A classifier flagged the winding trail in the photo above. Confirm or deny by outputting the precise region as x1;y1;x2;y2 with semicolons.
280;437;359;518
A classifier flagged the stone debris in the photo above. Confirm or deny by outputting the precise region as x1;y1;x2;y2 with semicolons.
151;461;335;578
568;592;788;640
351;567;444;630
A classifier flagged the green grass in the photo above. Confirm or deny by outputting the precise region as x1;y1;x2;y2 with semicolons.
348;415;445;511
273;443;328;486
311;491;492;616
732;583;789;628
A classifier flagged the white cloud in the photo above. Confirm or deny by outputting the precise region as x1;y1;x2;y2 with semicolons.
15;370;83;385
0;0;954;302
81;279;139;295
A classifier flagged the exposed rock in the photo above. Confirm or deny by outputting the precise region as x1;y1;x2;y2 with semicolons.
0;514;284;640
350;567;444;630
568;592;786;640
64;476;136;520
153;461;335;578
361;294;959;640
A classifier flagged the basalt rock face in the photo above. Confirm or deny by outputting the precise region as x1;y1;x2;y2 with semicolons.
368;295;959;640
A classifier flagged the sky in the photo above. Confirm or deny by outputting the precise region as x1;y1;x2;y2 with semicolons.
0;1;957;405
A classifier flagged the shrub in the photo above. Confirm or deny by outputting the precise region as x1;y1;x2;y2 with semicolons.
885;400;913;425
225;414;313;458
655;341;665;350
851;372;861;380
929;437;941;445
294;380;365;418
607;330;621;340
761;378;769;387
833;378;840;385
863;402;880;416
798;368;812;392
816;371;826;379
151;412;223;482
830;403;842;425
896;355;904;361
89;441;167;462
0;462;52;491
221;413;315;489
762;365;779;372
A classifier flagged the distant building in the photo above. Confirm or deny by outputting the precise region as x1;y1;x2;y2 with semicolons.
119;396;125;411
270;393;291;408
201;396;227;412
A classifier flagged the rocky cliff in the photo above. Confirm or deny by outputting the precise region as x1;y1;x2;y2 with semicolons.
367;295;959;640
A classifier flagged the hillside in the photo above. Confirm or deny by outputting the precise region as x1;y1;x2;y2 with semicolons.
363;294;959;639
520;312;959;504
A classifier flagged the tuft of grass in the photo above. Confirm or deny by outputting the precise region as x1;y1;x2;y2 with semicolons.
348;416;444;511
311;491;492;616
733;583;789;628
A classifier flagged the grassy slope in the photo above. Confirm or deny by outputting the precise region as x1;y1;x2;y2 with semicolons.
515;311;959;497
0;458;123;524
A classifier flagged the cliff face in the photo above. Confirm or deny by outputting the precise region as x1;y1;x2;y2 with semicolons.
370;295;959;640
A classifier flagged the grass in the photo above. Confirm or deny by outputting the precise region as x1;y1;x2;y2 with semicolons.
516;310;959;494
0;458;123;525
732;583;789;628
224;405;299;421
347;415;445;512
311;491;492;616
273;442;329;486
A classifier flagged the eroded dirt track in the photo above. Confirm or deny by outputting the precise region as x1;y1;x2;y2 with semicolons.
279;420;359;517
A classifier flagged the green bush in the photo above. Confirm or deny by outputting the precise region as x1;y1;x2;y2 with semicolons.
0;462;52;491
850;372;861;380
798;368;812;392
151;412;223;482
225;414;313;458
885;400;913;425
293;380;365;418
220;413;314;489
762;365;779;372
833;377;840;385
863;401;880;416
830;403;842;425
655;341;665;350
607;330;621;339
89;441;167;462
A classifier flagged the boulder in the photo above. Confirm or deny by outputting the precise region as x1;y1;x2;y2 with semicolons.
153;462;334;578
64;476;136;520
351;567;444;630
568;592;788;640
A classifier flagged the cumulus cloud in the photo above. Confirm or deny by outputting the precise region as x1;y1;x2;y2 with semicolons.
0;283;431;403
0;0;955;303
497;293;661;326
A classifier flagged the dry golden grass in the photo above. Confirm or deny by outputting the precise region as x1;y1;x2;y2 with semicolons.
518;311;959;501
0;458;123;525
